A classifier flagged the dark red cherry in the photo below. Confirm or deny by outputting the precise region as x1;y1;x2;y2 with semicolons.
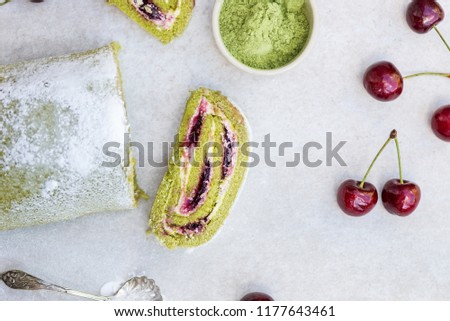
337;180;378;216
431;105;450;141
363;61;404;102
382;179;421;216
240;292;274;301
407;0;444;33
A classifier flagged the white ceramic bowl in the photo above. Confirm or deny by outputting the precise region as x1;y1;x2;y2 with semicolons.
212;0;318;76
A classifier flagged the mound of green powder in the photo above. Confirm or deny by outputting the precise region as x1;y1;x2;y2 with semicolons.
219;0;310;70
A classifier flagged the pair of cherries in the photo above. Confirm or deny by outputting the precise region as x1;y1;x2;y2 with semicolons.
337;130;421;217
363;0;450;141
364;61;450;141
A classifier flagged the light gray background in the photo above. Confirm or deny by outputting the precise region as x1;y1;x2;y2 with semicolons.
1;0;450;300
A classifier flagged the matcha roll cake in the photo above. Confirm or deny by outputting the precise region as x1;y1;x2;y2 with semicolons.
108;0;195;44
0;43;144;230
150;88;250;249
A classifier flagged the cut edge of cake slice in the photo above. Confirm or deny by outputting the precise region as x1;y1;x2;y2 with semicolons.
108;0;195;44
149;87;250;249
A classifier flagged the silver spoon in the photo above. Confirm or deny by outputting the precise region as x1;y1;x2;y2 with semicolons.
1;270;163;301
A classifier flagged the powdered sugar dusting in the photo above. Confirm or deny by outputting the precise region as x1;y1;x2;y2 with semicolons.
0;44;137;230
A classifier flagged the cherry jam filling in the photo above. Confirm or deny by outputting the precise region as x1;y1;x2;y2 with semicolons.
179;159;212;214
181;98;208;148
130;0;178;29
222;126;235;179
177;217;209;236
184;111;204;148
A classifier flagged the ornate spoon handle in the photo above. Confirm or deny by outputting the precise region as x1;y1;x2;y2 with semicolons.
1;270;110;301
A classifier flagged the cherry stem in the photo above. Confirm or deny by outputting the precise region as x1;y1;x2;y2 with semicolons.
0;0;11;5
359;130;396;189
394;135;404;185
434;26;450;52
404;72;450;79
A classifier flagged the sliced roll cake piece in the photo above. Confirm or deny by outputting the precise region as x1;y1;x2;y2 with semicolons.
0;43;145;230
150;88;250;248
108;0;195;44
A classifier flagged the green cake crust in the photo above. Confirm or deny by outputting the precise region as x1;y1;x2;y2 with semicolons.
108;0;195;44
149;88;250;249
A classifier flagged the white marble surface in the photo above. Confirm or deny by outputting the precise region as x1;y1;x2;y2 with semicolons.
1;0;450;300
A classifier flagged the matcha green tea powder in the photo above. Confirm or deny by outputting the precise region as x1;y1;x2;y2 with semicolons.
219;0;310;70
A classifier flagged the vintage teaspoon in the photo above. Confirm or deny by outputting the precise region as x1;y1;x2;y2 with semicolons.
1;270;162;301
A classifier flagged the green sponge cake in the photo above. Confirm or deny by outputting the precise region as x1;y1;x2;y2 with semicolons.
108;0;195;44
0;43;145;230
150;88;250;248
